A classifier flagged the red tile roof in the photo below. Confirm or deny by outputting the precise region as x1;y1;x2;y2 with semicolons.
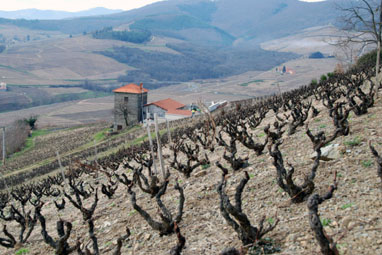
113;83;149;94
146;98;185;111
167;109;192;116
146;98;192;116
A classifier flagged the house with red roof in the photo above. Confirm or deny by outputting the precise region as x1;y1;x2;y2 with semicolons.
113;83;148;130
144;98;192;120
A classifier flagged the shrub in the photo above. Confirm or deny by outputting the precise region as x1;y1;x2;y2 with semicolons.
355;49;382;69
24;115;38;130
320;74;327;82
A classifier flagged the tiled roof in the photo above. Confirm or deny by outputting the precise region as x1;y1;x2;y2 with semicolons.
113;83;149;94
146;98;185;111
167;109;192;116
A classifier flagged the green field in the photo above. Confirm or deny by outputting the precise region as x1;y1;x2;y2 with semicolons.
239;79;265;87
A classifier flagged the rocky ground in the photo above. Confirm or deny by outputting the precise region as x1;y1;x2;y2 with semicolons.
1;90;382;255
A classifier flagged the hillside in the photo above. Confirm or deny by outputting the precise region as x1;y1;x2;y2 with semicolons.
0;0;346;80
0;0;355;113
0;1;344;83
0;24;341;122
0;52;381;255
0;0;341;44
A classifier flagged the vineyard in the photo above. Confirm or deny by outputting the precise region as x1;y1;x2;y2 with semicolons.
0;124;108;174
0;53;382;255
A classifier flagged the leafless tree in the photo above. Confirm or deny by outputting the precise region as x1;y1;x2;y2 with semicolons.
334;41;367;68
0;120;30;158
338;0;382;90
114;103;131;127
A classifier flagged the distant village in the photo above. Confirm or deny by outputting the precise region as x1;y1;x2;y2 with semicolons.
276;65;296;75
0;82;6;92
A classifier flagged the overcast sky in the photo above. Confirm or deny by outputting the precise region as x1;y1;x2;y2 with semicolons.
1;0;326;12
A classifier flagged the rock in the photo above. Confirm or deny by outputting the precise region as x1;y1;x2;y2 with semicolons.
286;233;298;242
338;145;346;154
310;144;340;161
323;226;334;236
342;216;353;230
195;170;207;178
348;221;359;230
103;221;111;228
144;233;152;241
136;232;144;240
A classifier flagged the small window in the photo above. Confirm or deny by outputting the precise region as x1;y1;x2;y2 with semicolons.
117;125;122;130
124;97;129;103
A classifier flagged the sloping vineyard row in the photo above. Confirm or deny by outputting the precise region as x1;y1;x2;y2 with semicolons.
0;55;381;254
0;108;209;189
0;124;107;174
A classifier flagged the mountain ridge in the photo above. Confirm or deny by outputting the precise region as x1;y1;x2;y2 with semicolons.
0;0;344;45
0;7;124;20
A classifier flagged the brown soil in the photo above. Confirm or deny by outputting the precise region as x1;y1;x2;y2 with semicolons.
1;93;382;255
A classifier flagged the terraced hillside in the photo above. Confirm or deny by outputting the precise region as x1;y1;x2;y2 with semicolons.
0;52;381;255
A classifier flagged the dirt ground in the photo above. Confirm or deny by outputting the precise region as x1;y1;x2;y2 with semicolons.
1;87;382;255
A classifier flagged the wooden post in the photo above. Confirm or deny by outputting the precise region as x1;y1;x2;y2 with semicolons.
0;127;9;192
2;127;5;166
154;113;166;179
93;140;98;164
166;119;172;145
276;81;284;103
56;151;68;188
140;83;145;122
146;120;158;176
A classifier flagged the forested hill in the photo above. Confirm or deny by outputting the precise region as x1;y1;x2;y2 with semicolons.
103;44;297;87
0;0;342;46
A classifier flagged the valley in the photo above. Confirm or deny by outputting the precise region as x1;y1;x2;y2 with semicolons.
0;0;344;114
0;25;340;128
0;1;381;254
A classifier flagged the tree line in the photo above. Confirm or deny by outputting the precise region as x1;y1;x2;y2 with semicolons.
92;27;152;44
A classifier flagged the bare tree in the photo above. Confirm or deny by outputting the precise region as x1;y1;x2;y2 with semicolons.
114;103;131;127
338;0;382;89
0;120;30;158
334;41;367;68
24;115;38;130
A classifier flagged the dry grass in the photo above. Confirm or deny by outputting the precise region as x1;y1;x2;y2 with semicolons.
0;35;135;85
0;96;114;128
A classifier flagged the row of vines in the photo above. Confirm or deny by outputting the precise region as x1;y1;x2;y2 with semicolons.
0;55;381;254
